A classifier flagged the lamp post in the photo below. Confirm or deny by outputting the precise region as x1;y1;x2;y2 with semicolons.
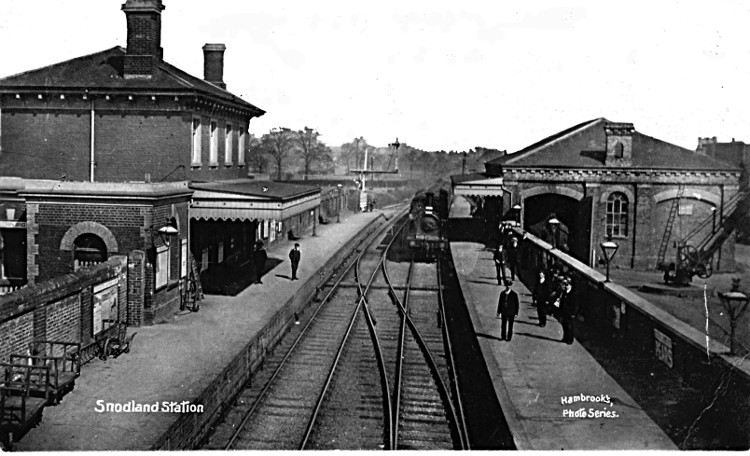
337;184;343;223
547;216;560;249
718;287;749;356
600;238;619;282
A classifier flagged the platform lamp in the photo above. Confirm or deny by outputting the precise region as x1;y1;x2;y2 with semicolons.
156;222;179;248
600;237;619;283
512;203;522;227
547;216;560;249
718;287;749;356
337;184;343;223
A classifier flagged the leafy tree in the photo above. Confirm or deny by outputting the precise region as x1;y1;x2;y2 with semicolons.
295;127;329;180
262;127;295;181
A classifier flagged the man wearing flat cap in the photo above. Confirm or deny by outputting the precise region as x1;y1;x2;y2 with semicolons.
496;279;519;341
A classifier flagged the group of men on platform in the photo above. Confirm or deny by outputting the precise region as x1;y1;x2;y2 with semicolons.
493;223;579;344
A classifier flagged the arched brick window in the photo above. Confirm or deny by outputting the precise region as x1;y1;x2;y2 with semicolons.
614;142;625;158
606;192;628;237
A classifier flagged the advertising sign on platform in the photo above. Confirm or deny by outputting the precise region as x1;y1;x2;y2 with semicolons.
93;278;119;336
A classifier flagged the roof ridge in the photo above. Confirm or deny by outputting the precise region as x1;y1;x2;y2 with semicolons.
635;130;741;169
504;117;605;165
0;46;123;83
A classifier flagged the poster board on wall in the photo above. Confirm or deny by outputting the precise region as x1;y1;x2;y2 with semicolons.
93;277;119;336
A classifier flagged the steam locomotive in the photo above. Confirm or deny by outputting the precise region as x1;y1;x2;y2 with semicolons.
405;189;449;254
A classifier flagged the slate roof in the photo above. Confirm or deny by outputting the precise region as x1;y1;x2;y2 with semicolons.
0;46;264;115
191;180;319;200
450;173;488;185
486;118;739;173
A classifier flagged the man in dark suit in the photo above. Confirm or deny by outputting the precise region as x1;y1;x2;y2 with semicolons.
559;279;578;344
289;243;301;280
532;270;550;327
493;245;507;285
496;279;520;341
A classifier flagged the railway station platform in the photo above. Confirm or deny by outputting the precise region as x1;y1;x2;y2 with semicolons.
450;241;677;450
448;195;676;450
13;208;395;451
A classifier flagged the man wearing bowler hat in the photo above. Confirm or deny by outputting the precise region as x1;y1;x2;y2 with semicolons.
496;279;520;341
289;243;301;280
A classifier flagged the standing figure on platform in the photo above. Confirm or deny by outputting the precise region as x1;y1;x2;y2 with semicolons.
506;236;519;281
559;279;578;344
532;270;550;327
289;243;301;280
496;279;519;341
493;245;507;285
254;241;267;284
546;268;563;318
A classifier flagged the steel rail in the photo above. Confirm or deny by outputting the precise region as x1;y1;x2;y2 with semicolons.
392;255;415;449
381;251;466;450
223;211;403;450
299;216;409;450
437;256;471;449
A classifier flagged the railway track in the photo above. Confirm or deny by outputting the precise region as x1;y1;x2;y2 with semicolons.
200;210;468;450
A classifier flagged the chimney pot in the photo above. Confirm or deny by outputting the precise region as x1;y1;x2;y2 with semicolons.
203;43;227;90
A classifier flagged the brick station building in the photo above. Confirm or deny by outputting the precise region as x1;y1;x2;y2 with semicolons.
455;118;743;272
0;0;332;323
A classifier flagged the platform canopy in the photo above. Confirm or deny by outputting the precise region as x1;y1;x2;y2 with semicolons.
450;173;505;197
190;180;320;222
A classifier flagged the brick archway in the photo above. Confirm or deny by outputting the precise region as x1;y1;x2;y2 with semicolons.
653;187;720;207
60;221;119;253
520;185;584;202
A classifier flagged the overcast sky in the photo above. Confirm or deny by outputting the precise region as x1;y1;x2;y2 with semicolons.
1;0;748;153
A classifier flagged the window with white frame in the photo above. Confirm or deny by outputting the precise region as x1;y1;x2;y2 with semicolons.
156;245;169;289
605;192;628;237
238;127;246;165
192;118;202;164
209;120;218;165
225;123;233;165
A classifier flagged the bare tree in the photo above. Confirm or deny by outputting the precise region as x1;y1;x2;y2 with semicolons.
338;138;362;174
262;127;295;181
295;127;328;180
246;134;267;173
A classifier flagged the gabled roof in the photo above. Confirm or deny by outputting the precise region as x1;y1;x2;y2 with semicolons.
191;180;319;201
486;118;739;173
0;47;264;116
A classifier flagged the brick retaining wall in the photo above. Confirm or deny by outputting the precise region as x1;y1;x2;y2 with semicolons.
0;252;146;364
514;228;750;447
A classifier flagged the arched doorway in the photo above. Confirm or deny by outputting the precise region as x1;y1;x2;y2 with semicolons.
523;193;592;263
73;233;108;271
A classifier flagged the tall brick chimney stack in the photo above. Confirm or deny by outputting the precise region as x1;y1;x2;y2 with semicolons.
203;44;227;89
122;0;165;79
